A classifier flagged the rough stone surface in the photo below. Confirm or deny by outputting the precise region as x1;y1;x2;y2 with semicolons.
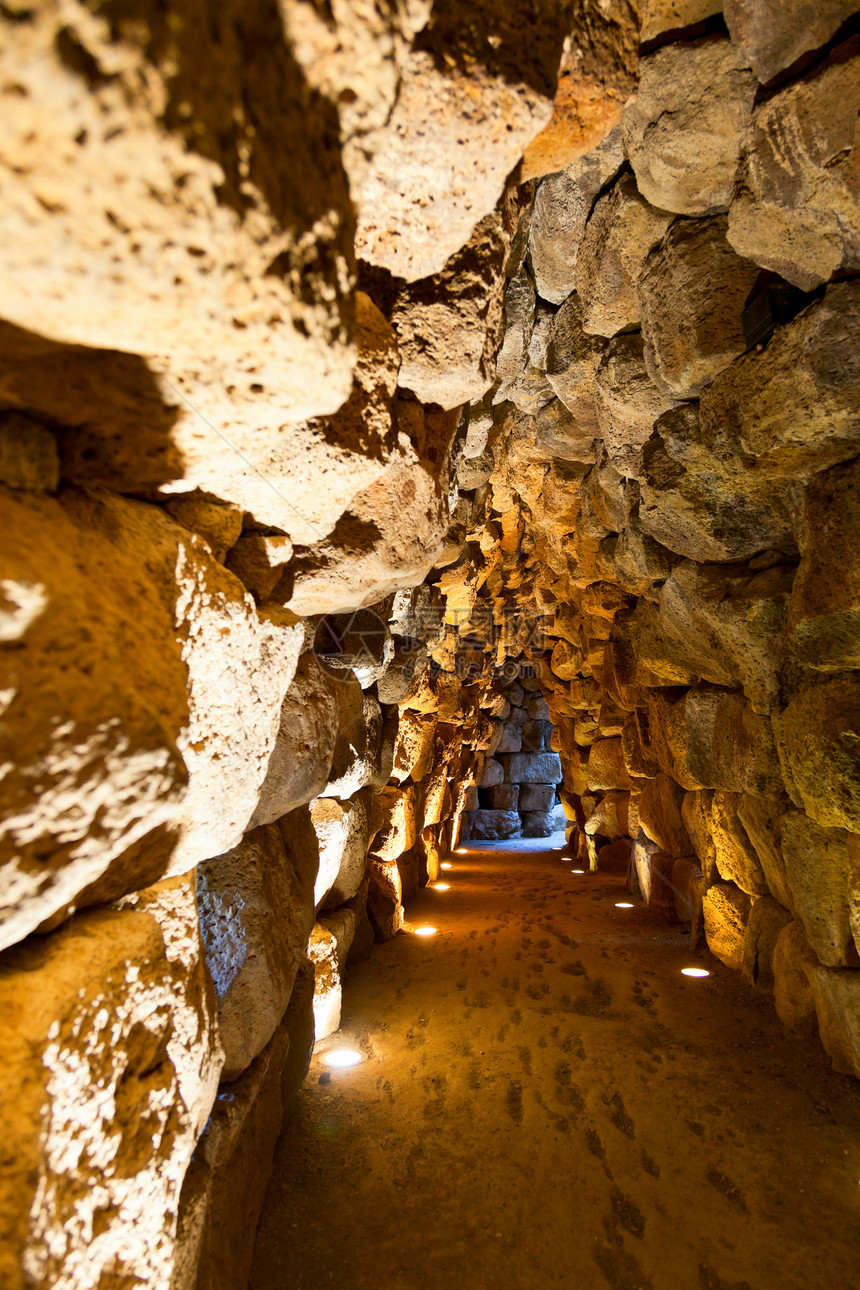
622;37;757;216
811;966;860;1078
774;674;860;833
742;895;793;991
780;812;858;968
309;923;342;1040
249;654;339;829
699;282;860;479
703;882;752;970
725;0;859;83
310;795;371;911
639;216;761;398
0;881;221;1290
530;126;627;306
727;45;860;291
465;809;521;841
197;822;315;1081
576;172;673;337
773;921;819;1031
0;489;304;950
507;752;563;785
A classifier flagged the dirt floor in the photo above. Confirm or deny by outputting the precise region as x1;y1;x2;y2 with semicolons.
250;834;860;1290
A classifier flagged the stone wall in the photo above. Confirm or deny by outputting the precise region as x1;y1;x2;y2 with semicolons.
1;3;859;1287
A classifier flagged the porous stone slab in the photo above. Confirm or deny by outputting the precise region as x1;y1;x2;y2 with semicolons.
742;895;793;992
638;216;760;398
773;921;818;1031
521;810;554;838
0;489;304;951
727;49;860;291
774;674;860;833
811;965;860;1078
787;457;860;671
640;0;722;42
308;923;341;1041
709;791;768;896
622;36;757;216
779;811;858;967
529;126;625;305
480;758;505;788
576;173;673;338
197;820;316;1081
724;0;858;83
545;296;607;434
0;879;222;1290
646;685;783;795
703;882;751;970
699;281;860;479
310;794;370;911
370;786;417;863
594;332;679;479
249;653;339;829
366;859;403;941
638;773;689;856
587;739;634;792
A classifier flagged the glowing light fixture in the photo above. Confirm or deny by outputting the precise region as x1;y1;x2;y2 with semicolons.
323;1049;363;1068
681;967;710;978
615;902;634;909
572;868;586;874
455;847;468;854
414;926;437;937
431;882;450;891
441;862;453;871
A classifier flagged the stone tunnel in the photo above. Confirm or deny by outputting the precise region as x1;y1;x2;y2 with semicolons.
1;2;860;1287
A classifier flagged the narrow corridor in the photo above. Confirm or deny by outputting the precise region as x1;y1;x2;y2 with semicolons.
250;836;860;1290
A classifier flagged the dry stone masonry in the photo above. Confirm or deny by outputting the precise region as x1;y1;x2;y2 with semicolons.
0;2;859;1288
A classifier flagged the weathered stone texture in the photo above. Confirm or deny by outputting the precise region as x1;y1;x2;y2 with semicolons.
622;37;757;216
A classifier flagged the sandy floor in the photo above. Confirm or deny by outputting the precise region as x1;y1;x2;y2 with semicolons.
250;834;860;1290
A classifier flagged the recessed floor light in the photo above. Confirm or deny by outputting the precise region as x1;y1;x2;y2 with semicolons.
572;868;586;874
414;926;437;937
681;967;710;978
431;883;450;891
615;902;634;909
455;848;468;854
323;1049;363;1068
441;862;453;870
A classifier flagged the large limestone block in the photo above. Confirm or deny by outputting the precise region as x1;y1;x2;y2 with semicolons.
639;216;760;398
647;685;783;794
622;36;757;216
638;773;689;856
249;653;339;829
672;855;706;928
737;794;794;912
489;784;520;812
0;2;357;524
658;560;792;714
366;858;403;940
741;895;792;991
393;192;519;408
480;758;505;788
310;794;370;912
353;8;564;280
638;403;793;562
507;751;563;785
727;48;860;291
0;410;59;492
529;126;626;305
595;333;679;479
724;0;859;83
545;296;608;433
774;674;860;832
172;1017;289;1290
391;711;438;784
197;821;315;1081
699;282;860;478
465;809;521;841
787;457;860;671
772;920;818;1030
811;965;860;1078
0;489;303;951
709;791;768;896
370;786;417;863
321;689;390;798
308;923;342;1041
0;880;221;1290
703;881;751;970
576;174;673;338
521;809;555;838
285;425;454;616
520;783;557;814
586;739;633;792
779;811;859;968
